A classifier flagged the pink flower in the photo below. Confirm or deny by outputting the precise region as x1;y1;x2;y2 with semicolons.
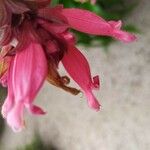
0;0;136;131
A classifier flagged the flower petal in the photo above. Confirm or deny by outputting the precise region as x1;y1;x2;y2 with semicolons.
6;101;25;132
1;57;14;118
38;19;68;34
0;26;12;46
62;46;100;110
25;104;46;115
12;42;48;105
38;6;68;23
62;8;136;42
6;42;47;131
5;0;30;14
5;41;48;131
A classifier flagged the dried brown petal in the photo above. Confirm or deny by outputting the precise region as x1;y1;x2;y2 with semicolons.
47;62;80;95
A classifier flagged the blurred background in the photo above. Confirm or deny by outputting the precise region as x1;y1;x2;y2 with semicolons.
0;0;150;149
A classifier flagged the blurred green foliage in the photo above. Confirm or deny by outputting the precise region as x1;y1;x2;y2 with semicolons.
52;0;139;47
17;135;58;150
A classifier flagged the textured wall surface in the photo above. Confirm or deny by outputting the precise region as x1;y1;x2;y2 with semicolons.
0;0;150;150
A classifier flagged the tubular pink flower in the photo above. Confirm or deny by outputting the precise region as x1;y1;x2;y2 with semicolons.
62;46;100;111
0;0;136;131
62;8;136;42
6;42;47;131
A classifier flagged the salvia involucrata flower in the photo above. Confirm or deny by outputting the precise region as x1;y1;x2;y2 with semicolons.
0;0;136;132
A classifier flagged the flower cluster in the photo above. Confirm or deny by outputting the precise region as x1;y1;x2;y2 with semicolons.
0;0;136;132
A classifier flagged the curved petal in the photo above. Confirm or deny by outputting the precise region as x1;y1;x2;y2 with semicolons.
37;19;68;34
6;42;47;131
5;0;30;14
38;6;68;23
25;104;46;115
0;1;12;27
62;46;100;111
62;8;136;42
0;26;12;46
6;101;25;132
12;42;48;105
1;57;14;118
